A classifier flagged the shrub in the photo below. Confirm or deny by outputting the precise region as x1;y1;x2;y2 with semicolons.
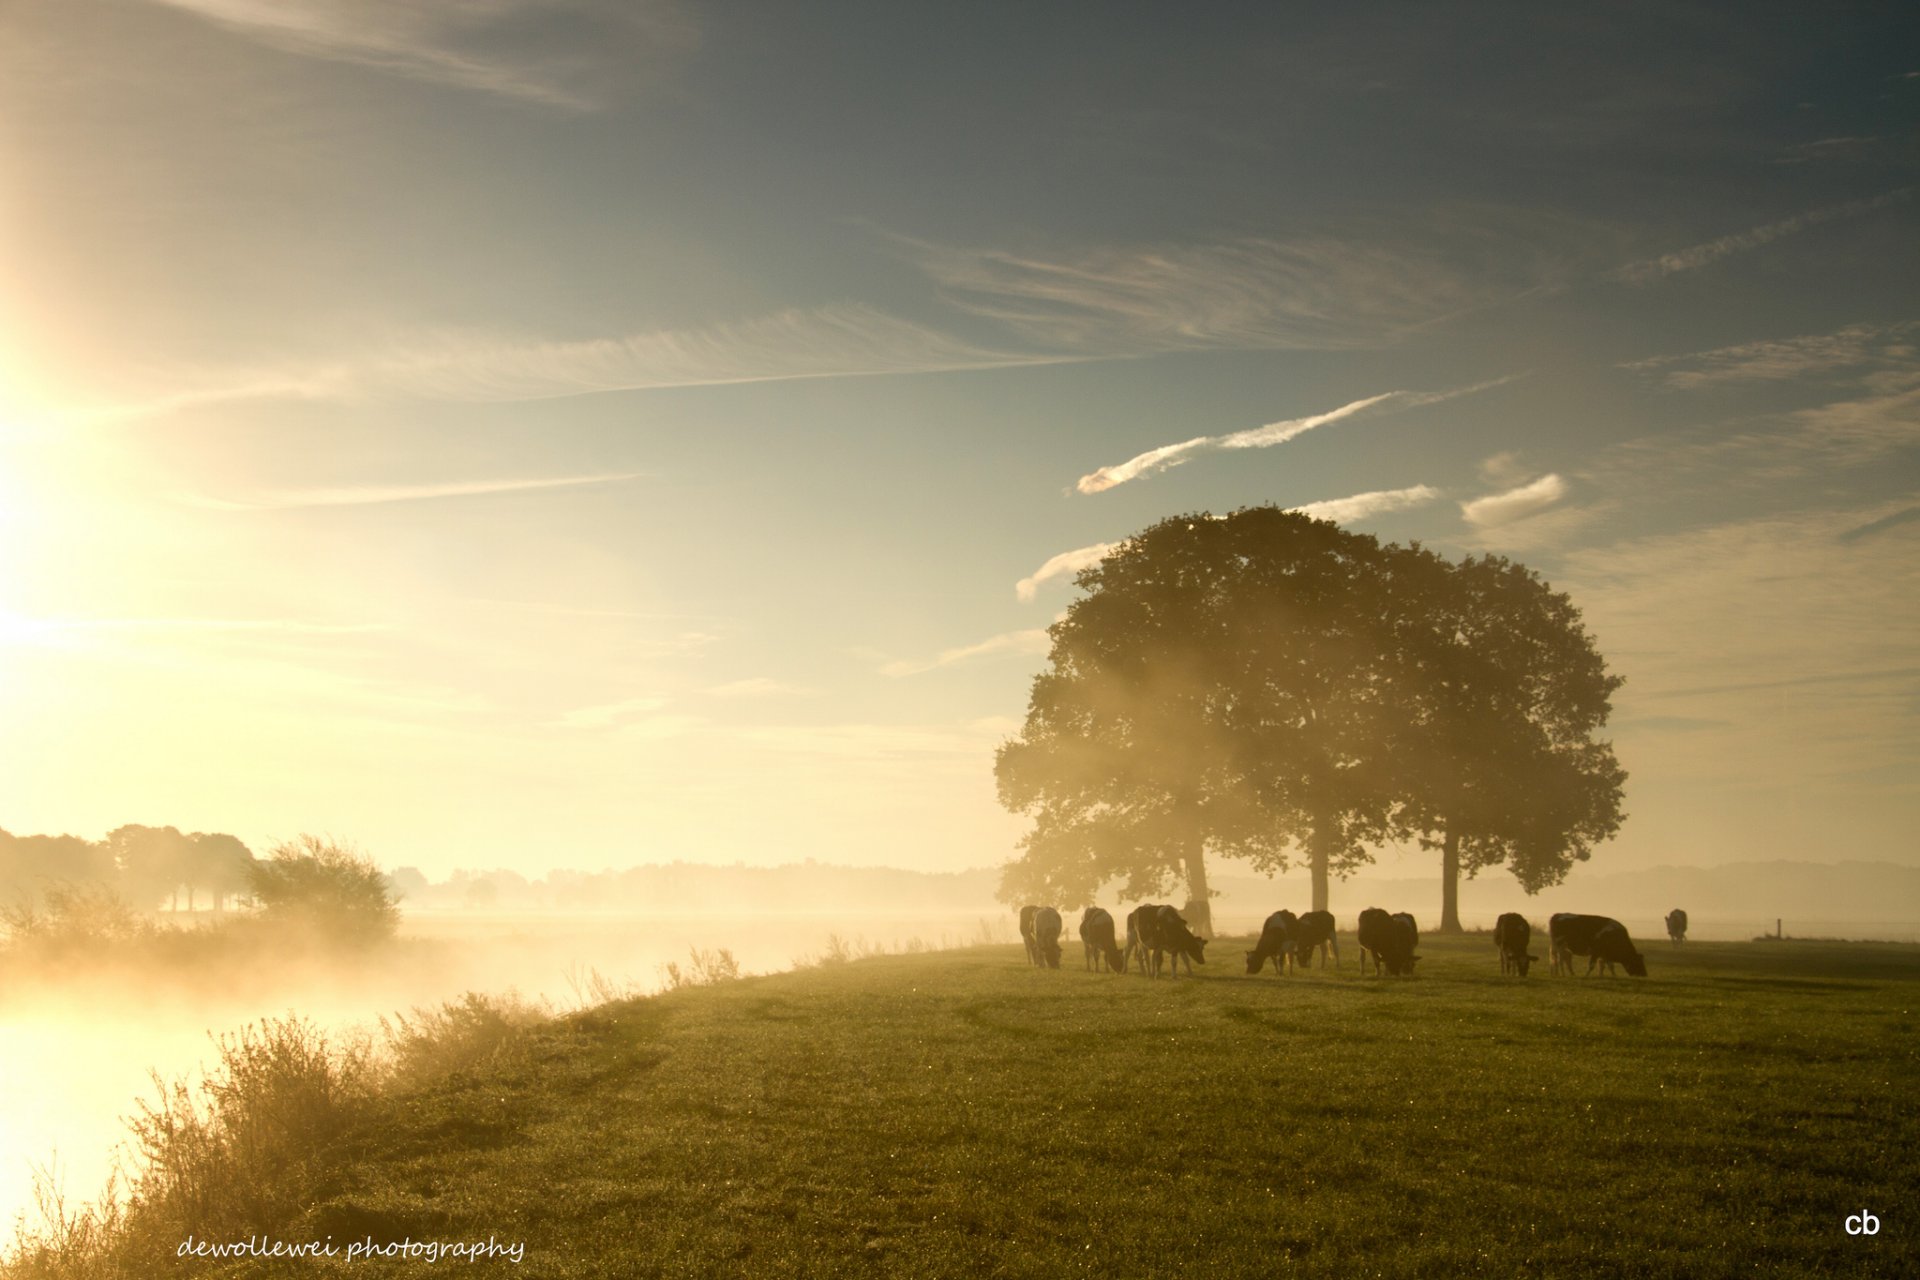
380;992;550;1092
249;835;398;945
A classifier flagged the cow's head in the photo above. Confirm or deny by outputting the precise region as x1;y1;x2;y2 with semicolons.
1243;949;1265;975
1188;937;1208;965
1623;952;1647;978
1517;952;1536;977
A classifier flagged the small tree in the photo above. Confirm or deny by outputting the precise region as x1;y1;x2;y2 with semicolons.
249;836;399;944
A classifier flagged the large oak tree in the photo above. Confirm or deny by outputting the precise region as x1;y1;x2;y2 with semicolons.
995;506;1625;930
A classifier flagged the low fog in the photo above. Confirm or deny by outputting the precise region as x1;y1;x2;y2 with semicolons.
4;852;1914;1246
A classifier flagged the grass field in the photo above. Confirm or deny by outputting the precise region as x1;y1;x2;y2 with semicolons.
145;934;1920;1276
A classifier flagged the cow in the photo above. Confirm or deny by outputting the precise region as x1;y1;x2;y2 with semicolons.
1356;907;1389;975
1494;912;1537;976
1357;907;1417;975
1294;909;1340;969
1123;904;1172;975
1549;913;1647;978
1150;904;1207;977
1391;912;1419;955
1033;906;1064;969
1666;908;1689;946
1245;909;1297;975
1079;906;1125;972
1019;905;1041;966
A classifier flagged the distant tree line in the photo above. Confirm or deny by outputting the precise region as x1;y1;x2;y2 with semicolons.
0;823;256;913
1;826;398;948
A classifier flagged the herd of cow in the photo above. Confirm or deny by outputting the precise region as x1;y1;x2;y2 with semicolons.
1018;904;1694;979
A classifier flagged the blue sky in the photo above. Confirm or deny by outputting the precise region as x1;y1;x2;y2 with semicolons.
0;1;1915;879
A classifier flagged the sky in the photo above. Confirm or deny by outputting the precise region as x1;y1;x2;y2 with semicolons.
0;1;1916;882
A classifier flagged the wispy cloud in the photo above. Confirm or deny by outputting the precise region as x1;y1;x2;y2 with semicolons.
4;614;389;641
1460;474;1567;527
1620;321;1916;390
700;677;816;698
1076;377;1514;495
71;304;1045;421
555;695;669;729
1014;542;1119;602
1290;484;1442;524
1837;505;1920;545
909;219;1588;356
1611;189;1912;284
880;628;1051;678
187;470;645;510
142;0;696;110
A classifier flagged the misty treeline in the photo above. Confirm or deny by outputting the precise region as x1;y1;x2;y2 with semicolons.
997;507;1627;934
0;828;399;964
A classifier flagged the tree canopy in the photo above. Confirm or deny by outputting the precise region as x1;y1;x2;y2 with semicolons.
995;506;1625;929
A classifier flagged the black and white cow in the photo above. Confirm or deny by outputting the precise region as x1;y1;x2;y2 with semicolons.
1150;904;1207;977
1549;913;1647;977
1079;906;1125;972
1033;906;1064;969
1494;912;1537;977
1245;909;1297;975
1666;908;1689;946
1293;909;1340;969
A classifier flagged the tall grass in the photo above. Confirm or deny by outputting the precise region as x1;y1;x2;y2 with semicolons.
2;990;553;1279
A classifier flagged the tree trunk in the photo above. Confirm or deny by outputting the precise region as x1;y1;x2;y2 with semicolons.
1182;846;1213;938
1310;835;1329;915
1439;824;1463;934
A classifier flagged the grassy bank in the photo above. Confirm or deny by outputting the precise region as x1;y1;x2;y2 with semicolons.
21;934;1920;1278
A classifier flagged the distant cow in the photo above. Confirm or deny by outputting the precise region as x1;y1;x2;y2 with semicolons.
1033;906;1064;969
1549;913;1647;978
1666;908;1689;945
1246;909;1297;975
1357;907;1418;976
1019;905;1041;966
1150;904;1207;977
1494;912;1537;977
1079;906;1125;972
1294;909;1339;969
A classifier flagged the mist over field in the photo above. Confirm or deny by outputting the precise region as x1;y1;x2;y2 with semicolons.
6;854;1914;1248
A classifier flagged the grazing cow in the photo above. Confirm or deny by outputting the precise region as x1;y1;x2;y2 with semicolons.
1494;912;1537;977
1293;909;1340;969
1246;909;1297;975
1033;906;1064;969
1079;906;1125;972
1019;905;1041;966
1151;904;1207;977
1391;912;1420;955
1666;908;1689;946
1356;907;1389;975
1356;907;1417;975
1549;913;1647;978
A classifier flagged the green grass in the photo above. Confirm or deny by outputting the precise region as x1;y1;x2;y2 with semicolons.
101;937;1920;1277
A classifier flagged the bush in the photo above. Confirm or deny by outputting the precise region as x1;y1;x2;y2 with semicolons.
380;992;550;1092
0;882;153;958
249;836;398;944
